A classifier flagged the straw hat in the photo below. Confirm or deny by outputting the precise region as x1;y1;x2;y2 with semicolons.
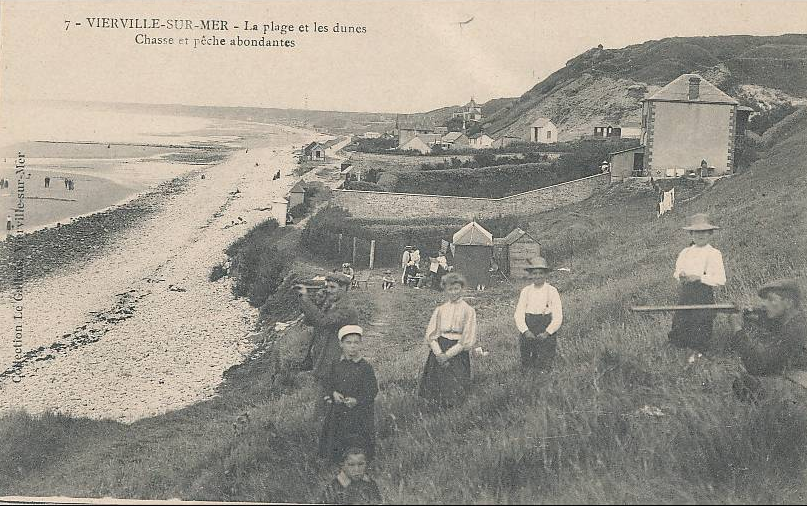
758;279;801;306
338;325;363;340
524;256;552;271
682;213;719;231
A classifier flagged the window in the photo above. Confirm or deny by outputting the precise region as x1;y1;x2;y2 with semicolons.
547;130;552;140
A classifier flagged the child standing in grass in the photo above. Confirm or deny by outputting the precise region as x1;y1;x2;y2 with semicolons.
418;273;477;407
319;325;378;462
514;256;563;372
318;447;382;505
668;213;726;354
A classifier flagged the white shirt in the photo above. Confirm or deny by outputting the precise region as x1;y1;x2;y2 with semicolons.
401;250;411;268
673;244;726;287
514;282;563;335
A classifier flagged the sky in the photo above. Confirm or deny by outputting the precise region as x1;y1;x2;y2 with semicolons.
1;0;806;113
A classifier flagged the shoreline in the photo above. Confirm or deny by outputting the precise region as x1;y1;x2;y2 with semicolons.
0;123;325;423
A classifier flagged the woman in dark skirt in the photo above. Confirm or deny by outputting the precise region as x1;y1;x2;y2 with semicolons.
418;273;477;407
668;213;726;354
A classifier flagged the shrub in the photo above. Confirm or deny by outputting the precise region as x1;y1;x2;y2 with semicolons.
344;181;385;191
226;219;293;308
209;263;228;282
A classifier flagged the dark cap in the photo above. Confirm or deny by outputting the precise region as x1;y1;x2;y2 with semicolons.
758;278;801;306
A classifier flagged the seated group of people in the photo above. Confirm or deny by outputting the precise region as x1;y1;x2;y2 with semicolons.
400;245;451;290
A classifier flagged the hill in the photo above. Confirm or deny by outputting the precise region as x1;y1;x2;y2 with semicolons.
483;34;807;141
2;93;805;503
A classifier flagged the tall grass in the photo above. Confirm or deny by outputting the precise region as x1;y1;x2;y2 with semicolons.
2;114;806;503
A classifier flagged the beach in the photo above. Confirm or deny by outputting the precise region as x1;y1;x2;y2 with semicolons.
0;106;324;422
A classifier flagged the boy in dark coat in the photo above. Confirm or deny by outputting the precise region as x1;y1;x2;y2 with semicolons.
319;447;382;504
319;325;378;462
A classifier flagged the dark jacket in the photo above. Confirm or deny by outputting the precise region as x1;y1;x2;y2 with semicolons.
735;310;807;376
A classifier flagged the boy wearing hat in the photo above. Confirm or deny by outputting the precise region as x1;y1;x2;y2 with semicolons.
668;213;726;354
729;279;807;402
514;256;563;372
319;325;378;463
297;273;359;385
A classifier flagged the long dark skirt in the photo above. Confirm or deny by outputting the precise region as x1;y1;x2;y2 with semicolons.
319;402;376;462
668;281;715;353
519;313;557;371
418;336;471;407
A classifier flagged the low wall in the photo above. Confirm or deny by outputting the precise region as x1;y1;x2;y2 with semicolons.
331;173;611;219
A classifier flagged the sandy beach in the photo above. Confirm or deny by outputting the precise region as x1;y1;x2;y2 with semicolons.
0;122;323;422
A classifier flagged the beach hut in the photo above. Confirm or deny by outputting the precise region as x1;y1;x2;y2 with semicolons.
270;197;289;227
494;228;541;277
288;180;307;208
451;221;493;288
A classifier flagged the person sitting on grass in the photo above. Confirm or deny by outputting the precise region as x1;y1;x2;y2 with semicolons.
729;279;807;403
514;256;563;373
318;446;382;505
319;325;378;463
381;269;395;290
418;273;477;407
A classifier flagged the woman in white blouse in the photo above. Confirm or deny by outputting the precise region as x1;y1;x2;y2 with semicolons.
418;273;477;407
668;213;726;353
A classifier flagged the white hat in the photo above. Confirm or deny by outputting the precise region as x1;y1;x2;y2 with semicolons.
338;325;363;340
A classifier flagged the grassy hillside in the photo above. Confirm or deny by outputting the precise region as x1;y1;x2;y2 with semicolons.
485;34;807;141
2;111;806;503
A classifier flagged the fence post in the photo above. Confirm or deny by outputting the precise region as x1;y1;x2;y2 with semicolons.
369;240;376;270
352;237;357;266
338;233;343;258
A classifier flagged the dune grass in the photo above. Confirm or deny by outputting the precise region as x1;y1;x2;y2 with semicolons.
2;114;806;503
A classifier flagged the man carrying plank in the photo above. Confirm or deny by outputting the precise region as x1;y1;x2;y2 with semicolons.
727;279;807;402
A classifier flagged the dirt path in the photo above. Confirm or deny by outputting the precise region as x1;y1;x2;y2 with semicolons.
0;128;321;422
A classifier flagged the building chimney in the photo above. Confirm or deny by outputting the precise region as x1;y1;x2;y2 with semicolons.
688;76;701;100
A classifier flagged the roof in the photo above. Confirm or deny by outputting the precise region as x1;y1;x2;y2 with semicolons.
608;145;645;157
531;118;554;128
500;227;537;245
401;136;430;148
645;73;738;105
738;105;755;112
302;141;318;154
442;131;465;142
453;221;493;246
289;181;307;193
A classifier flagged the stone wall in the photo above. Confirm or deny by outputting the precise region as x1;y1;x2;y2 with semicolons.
330;173;611;219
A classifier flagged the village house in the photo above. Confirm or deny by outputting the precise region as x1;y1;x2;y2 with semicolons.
395;116;436;146
302;141;326;161
452;98;483;122
468;133;494;149
399;135;433;154
529;118;558;143
640;73;751;178
492;135;522;149
608;145;646;181
287;180;308;208
362;131;381;139
441;131;471;150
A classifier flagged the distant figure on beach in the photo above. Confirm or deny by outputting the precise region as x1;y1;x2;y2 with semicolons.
44;176;50;188
201;174;206;180
68;179;75;191
6;215;12;231
64;178;69;189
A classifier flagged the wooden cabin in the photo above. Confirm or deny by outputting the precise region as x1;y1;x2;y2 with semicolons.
494;228;541;277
